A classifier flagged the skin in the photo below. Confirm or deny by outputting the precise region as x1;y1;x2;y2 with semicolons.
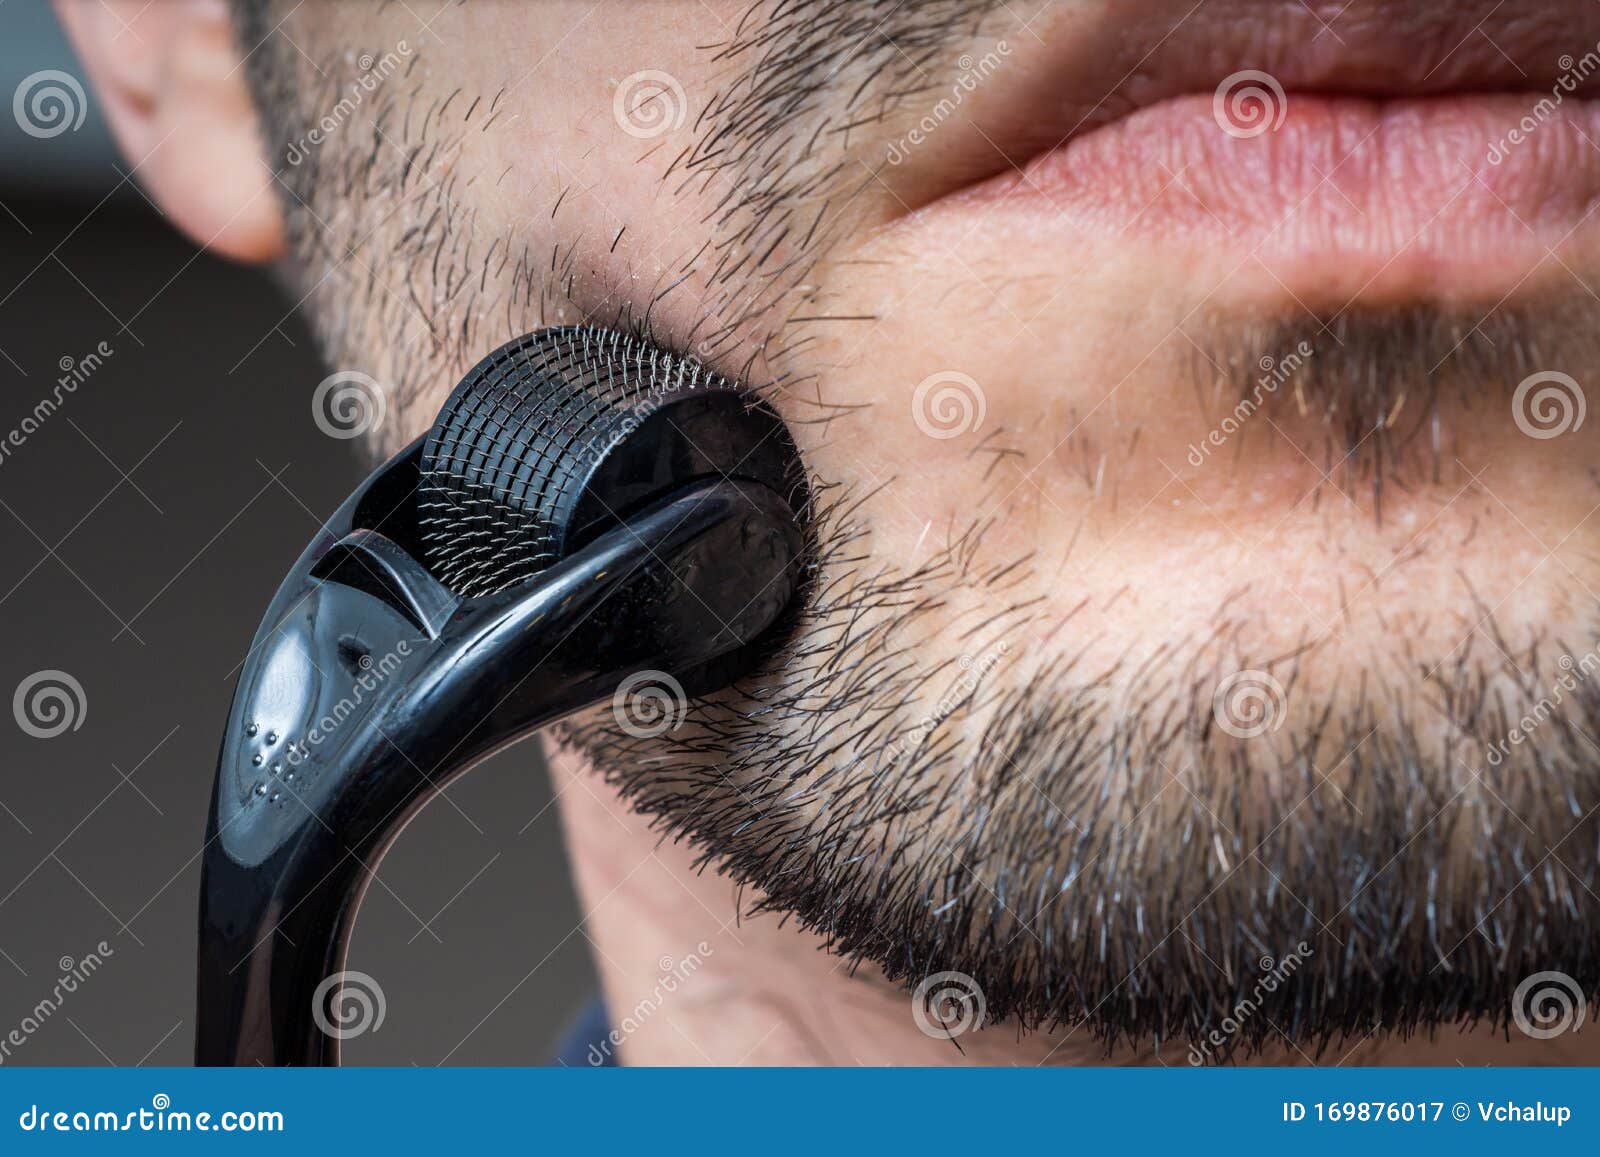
59;0;1600;1064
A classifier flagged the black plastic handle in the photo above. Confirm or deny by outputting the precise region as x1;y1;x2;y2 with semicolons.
196;463;800;1065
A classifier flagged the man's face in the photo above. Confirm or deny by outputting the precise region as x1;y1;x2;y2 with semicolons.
244;0;1600;1054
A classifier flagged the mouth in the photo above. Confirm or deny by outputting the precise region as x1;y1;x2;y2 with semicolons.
887;0;1600;308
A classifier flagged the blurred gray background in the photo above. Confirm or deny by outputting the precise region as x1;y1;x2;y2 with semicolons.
0;4;595;1065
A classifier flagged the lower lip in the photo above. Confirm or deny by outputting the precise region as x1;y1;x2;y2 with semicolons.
956;92;1600;302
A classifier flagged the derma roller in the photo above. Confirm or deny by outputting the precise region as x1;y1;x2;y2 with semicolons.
196;328;807;1066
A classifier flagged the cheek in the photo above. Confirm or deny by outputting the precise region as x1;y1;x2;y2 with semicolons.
772;231;1172;563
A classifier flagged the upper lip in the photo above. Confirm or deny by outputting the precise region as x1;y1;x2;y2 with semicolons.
891;0;1600;210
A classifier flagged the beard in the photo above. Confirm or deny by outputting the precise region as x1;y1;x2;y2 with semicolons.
557;508;1600;1058
557;305;1600;1062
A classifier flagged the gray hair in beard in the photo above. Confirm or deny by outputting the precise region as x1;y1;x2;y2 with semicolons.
560;295;1600;1056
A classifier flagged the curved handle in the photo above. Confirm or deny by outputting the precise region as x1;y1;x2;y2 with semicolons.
196;478;801;1065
